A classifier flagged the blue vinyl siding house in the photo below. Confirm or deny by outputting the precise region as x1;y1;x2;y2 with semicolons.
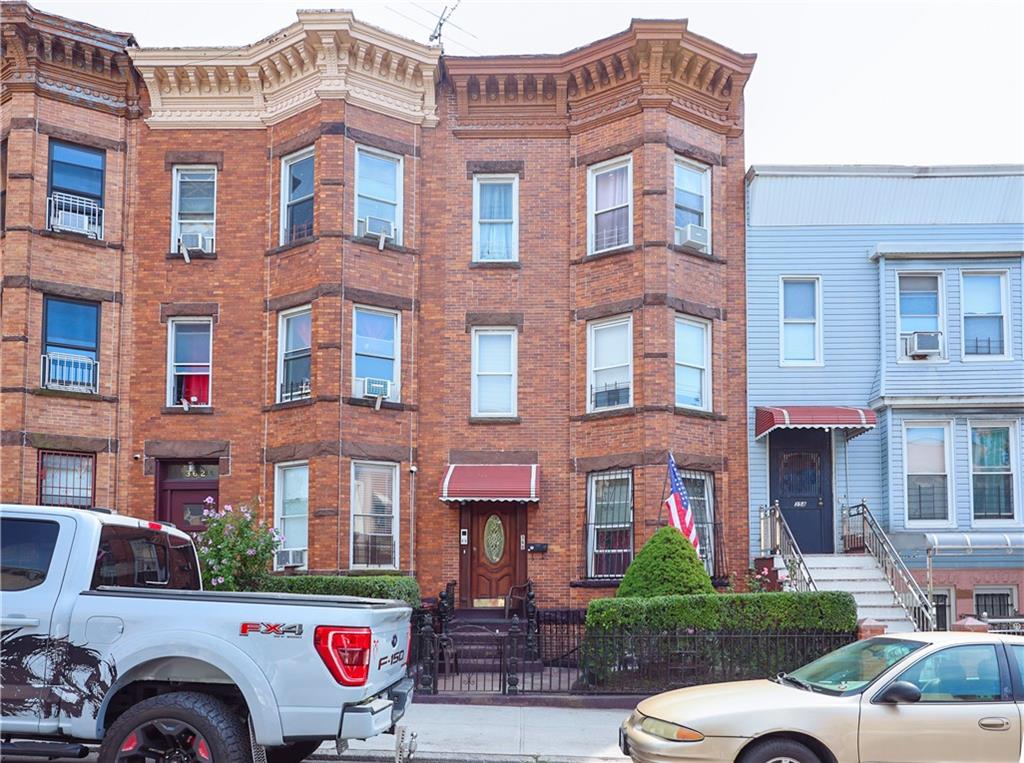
747;165;1024;629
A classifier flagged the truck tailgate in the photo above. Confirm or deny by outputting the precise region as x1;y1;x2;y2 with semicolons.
369;606;411;688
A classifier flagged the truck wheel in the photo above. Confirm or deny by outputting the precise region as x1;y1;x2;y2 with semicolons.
265;741;322;763
99;691;250;763
739;738;822;763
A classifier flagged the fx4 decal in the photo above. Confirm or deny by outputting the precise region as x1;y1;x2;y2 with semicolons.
239;622;304;638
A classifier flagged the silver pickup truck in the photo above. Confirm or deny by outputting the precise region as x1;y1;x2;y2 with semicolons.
0;504;415;763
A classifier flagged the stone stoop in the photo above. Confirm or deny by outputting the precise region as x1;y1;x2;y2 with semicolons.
803;554;917;633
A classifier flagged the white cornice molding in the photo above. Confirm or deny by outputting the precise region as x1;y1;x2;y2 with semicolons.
129;11;440;129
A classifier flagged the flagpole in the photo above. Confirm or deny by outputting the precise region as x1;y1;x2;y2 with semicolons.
656;451;670;526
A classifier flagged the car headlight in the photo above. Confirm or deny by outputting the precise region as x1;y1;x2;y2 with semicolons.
639;716;704;742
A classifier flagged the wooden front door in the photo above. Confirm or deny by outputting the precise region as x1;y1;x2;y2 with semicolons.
156;461;219;534
463;504;525;608
769;429;833;553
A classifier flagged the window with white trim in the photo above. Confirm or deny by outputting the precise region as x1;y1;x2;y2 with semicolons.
277;306;312;402
587;156;632;254
673;159;711;247
274;462;308;570
905;423;951;524
280;148;314;244
780;277;821;365
587;315;632;411
971;424;1016;521
675;315;711;410
353;306;399;401
172;166;216;253
898;273;943;358
962;272;1007;357
351;461;398;569
167;318;212;407
472;327;517;417
586;469;632;579
678;469;716;575
355;146;402;244
974;587;1017;618
472;174;518;261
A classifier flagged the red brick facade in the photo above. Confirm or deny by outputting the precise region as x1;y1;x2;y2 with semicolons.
1;5;755;608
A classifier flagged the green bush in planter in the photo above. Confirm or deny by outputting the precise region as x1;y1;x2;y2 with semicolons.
616;526;715;598
261;574;421;609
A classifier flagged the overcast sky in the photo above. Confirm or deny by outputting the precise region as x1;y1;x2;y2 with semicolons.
31;0;1024;167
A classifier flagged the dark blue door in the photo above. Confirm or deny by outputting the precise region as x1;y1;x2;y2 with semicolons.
769;429;833;553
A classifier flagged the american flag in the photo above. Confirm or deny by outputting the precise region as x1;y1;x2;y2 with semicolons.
664;453;700;553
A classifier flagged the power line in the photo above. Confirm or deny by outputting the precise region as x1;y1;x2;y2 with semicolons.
384;4;481;55
410;1;479;40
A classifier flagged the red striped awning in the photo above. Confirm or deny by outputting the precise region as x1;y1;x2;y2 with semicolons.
440;464;539;503
754;406;877;440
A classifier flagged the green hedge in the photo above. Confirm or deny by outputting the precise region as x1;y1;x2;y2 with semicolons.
616;526;715;598
261;575;421;608
586;591;858;633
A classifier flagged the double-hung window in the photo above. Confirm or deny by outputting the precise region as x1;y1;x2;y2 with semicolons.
280;148;314;244
675;316;711;410
905;422;952;524
587;156;632;254
898;273;943;358
679;469;716;574
167;318;212;407
277;307;312;402
351;461;398;569
42;296;99;393
47;141;104;238
971;424;1017;522
38;450;94;508
587;315;632;411
962;273;1008;357
472;174;518;261
780;276;822;365
353;307;399;401
172;166;216;253
586;470;633;579
673;159;711;248
472;328;517;417
356;146;402;244
274;462;308;570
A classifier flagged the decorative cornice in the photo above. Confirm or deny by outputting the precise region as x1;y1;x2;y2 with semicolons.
129;10;440;129
444;19;755;137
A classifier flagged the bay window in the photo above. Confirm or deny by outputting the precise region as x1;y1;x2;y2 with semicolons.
356;146;402;244
586;469;633;579
42;296;99;393
675;315;711;410
587;156;632;254
587;315;632;411
47;141;105;239
674;159;711;249
38;450;94;508
274;462;308;570
353;306;399;401
351;461;398;569
280;148;314;244
277;306;312;402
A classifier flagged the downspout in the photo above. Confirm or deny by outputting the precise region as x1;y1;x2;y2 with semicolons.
877;253;887;401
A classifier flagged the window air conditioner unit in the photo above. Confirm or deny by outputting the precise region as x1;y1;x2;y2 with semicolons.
362;377;392;399
909;331;942;357
675;223;709;251
179;233;215;254
56;210;92;236
275;548;307;569
360;217;395;250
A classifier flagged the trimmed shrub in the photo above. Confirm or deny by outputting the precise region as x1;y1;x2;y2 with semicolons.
587;591;858;633
260;574;421;609
616;526;715;598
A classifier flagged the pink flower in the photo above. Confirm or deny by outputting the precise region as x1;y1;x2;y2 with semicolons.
204;496;215;504
224;504;233;512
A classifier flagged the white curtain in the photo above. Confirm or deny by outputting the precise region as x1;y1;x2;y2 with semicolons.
478;182;513;259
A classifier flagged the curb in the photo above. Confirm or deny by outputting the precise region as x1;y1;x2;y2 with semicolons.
312;752;626;763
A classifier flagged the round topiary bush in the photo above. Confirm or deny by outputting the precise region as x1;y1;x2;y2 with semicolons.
616;526;715;598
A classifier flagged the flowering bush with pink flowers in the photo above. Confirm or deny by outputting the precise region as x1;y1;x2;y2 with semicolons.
744;565;776;593
193;497;280;591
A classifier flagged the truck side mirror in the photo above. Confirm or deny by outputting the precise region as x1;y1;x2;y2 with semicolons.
877;680;922;704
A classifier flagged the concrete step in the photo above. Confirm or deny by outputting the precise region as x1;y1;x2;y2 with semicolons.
810;567;888;581
857;605;910;621
816;579;894;594
845;592;902;607
803;554;877;568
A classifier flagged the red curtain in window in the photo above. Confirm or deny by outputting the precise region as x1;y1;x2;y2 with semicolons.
181;374;209;405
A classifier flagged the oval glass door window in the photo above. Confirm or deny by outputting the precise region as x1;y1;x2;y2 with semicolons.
483;514;505;563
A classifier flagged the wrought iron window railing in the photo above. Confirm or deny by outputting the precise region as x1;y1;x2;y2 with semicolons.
40;352;98;394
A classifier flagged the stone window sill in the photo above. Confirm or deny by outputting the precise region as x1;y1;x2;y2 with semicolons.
469;260;521;270
161;406;215;415
569;578;622;589
674;407;727;421
266;235;318;256
468;416;521;425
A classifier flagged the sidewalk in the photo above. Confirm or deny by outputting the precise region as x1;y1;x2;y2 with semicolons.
316;703;632;763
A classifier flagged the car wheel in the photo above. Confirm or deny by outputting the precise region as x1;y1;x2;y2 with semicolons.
739;738;822;763
265;741;323;763
99;691;250;763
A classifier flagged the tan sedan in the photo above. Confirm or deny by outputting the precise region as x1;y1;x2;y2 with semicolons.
620;631;1024;763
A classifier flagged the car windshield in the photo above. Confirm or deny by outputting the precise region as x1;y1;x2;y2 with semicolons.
788;637;925;695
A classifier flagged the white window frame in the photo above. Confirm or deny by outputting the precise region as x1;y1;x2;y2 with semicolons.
352;305;401;402
960;270;1011;361
673;157;712;252
586;154;633;255
274;460;309;571
349;460;400;571
586;469;634;579
968;419;1020;527
973;586;1018;618
896;271;946;362
170;165;217;252
471;327;518;417
166;317;213;407
354;145;404;246
276;305;312;403
279;146;314;245
903;420;955;529
472;173;519;262
779;275;823;366
586;314;633;413
674;314;712;411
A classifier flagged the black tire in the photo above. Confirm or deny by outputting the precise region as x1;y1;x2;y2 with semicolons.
738;737;823;763
98;691;250;763
265;741;323;763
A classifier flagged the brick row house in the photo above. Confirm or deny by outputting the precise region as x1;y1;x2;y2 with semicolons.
0;3;755;609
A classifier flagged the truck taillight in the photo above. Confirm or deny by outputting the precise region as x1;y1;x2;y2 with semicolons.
314;626;371;686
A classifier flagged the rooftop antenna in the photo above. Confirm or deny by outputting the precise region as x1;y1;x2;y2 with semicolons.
428;0;461;49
